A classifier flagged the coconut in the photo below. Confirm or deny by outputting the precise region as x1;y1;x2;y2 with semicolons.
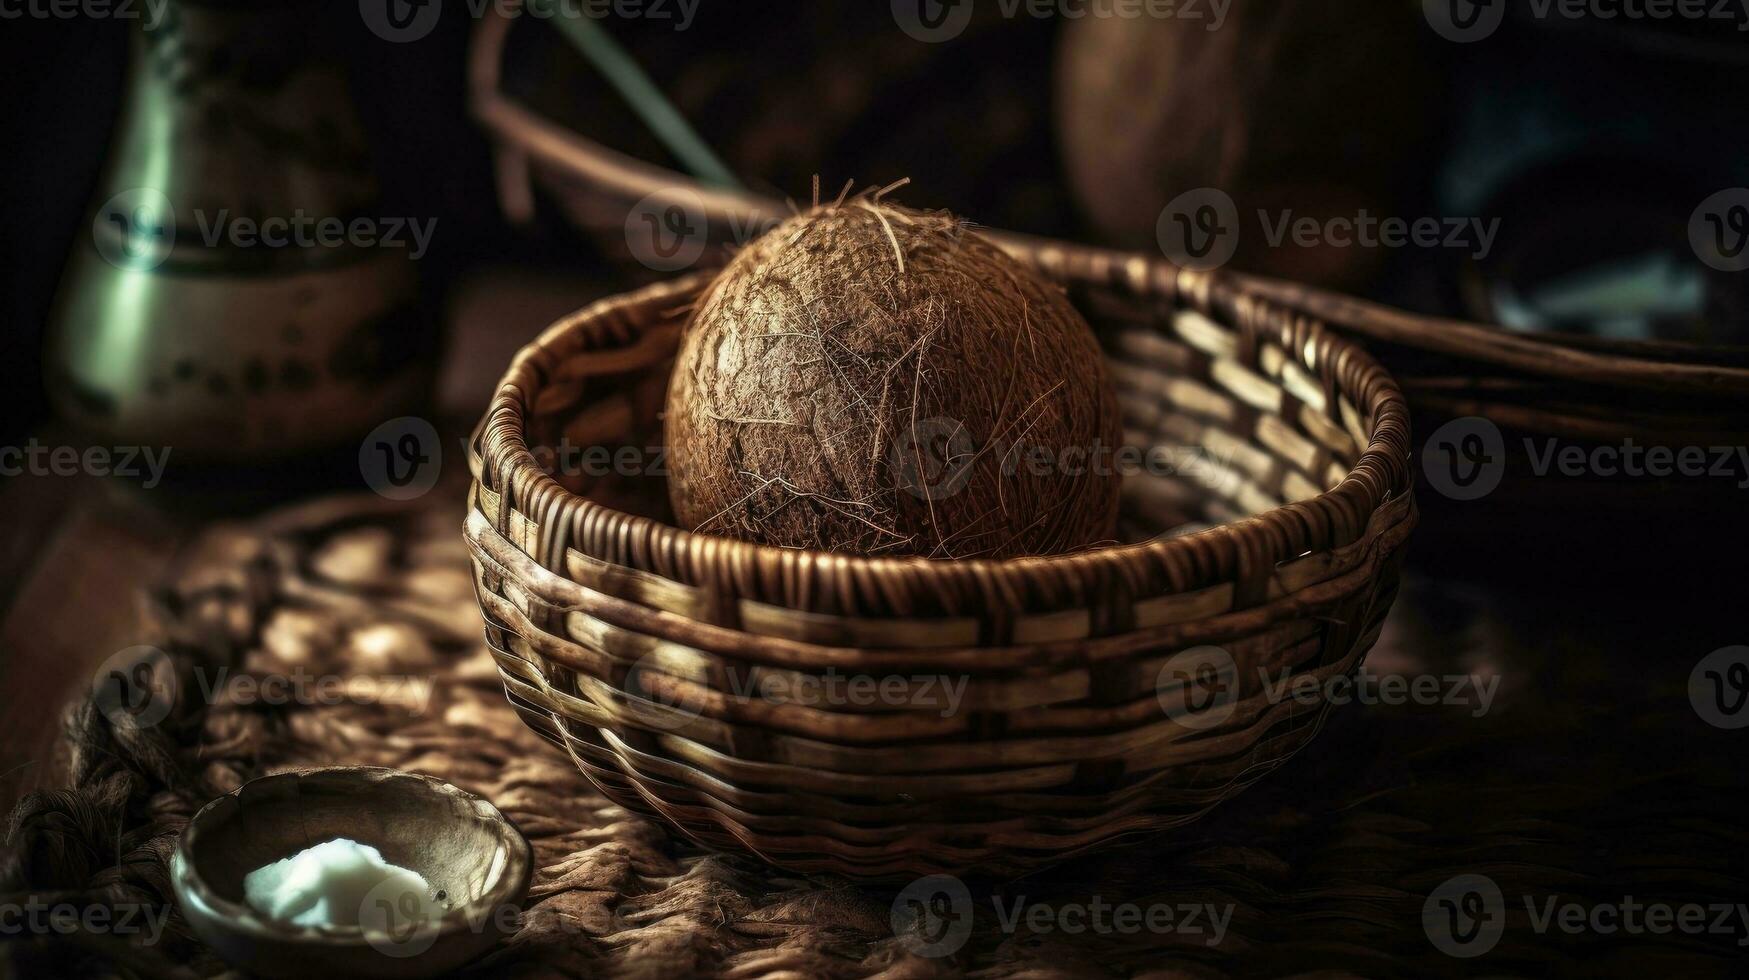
664;198;1122;559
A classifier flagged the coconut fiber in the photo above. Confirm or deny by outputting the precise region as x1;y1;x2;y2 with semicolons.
665;198;1122;559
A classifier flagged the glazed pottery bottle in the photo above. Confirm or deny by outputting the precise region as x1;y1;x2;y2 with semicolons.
48;0;433;460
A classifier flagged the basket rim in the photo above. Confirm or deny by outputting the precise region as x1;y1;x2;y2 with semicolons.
470;247;1414;605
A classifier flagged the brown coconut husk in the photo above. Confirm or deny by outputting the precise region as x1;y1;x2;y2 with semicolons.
664;191;1122;560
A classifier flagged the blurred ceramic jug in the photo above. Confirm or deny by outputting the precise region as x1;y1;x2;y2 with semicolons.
47;0;434;460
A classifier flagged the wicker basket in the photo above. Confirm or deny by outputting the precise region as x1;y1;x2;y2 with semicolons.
463;243;1417;880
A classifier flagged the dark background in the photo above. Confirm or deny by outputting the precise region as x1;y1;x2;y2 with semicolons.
7;2;1749;451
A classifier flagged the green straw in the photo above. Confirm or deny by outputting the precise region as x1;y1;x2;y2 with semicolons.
530;0;742;189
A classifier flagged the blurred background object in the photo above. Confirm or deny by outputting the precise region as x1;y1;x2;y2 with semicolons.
45;0;433;460
1055;0;1440;292
0;0;503;458
5;0;1749;464
1433;7;1749;344
486;1;1073;277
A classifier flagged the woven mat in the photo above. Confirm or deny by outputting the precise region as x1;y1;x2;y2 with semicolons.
3;490;1745;979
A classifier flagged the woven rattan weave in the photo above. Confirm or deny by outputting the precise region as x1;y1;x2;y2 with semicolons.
465;244;1416;879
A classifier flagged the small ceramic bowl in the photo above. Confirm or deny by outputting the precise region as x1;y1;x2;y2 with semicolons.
171;767;533;979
